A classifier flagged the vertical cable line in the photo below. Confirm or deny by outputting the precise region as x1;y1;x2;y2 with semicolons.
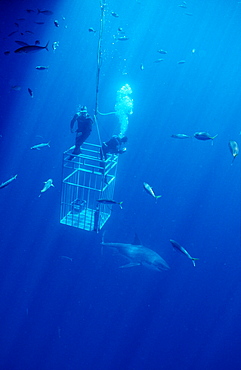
94;0;106;146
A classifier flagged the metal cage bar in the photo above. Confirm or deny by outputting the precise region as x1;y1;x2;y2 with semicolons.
60;142;118;232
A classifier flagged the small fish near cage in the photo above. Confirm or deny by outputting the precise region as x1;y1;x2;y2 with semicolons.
60;142;118;232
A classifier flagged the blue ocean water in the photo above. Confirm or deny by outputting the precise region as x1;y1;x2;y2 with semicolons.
0;0;240;369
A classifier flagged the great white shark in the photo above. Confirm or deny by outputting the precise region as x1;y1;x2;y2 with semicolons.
101;234;170;271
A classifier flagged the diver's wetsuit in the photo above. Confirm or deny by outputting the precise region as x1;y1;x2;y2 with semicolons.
100;135;124;160
71;113;93;155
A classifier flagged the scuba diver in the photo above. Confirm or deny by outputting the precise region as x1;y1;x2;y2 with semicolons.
100;135;128;160
70;105;94;156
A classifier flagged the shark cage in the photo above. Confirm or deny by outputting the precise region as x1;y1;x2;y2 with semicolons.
60;142;118;232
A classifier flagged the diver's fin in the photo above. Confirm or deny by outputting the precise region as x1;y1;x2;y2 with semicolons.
119;262;141;269
133;233;142;245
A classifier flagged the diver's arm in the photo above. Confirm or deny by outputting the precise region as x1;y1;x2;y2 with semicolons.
70;114;78;133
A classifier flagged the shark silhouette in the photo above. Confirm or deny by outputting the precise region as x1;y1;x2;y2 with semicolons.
101;234;170;271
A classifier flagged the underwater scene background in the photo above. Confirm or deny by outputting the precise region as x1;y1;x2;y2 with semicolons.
0;0;240;369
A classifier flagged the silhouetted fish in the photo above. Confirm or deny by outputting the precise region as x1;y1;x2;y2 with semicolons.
14;41;49;53
170;239;199;267
28;88;33;97
15;40;29;46
8;30;18;37
37;9;53;15
171;134;191;139
0;175;18;189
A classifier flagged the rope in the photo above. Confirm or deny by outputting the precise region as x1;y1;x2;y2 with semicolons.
94;0;107;148
94;2;117;144
94;1;105;118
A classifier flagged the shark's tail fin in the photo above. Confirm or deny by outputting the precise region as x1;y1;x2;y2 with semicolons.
119;201;123;209
191;258;199;267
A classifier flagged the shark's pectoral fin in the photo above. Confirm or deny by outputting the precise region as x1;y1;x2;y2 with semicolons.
119;262;141;269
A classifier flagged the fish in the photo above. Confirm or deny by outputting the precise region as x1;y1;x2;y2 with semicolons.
154;58;164;63
228;140;239;164
11;85;21;91
157;49;167;54
8;31;18;37
194;132;218;144
59;255;73;262
39;178;54;196
15;40;29;46
14;41;49;53
101;233;170;271
171;134;191;139
26;9;35;13
117;36;129;41
4;51;11;56
31;142;50;150
177;60;186;64
35;65;49;70
88;28;96;33
34;21;45;25
35;40;40;45
37;9;54;15
54;20;59;27
17;18;26;21
25;30;34;34
14;23;19;28
170;239;199;267
97;199;123;209
143;182;162;201
111;12;119;17
28;88;33;97
0;174;18;189
140;64;144;70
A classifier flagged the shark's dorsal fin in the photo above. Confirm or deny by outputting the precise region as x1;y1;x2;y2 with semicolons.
133;233;142;245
